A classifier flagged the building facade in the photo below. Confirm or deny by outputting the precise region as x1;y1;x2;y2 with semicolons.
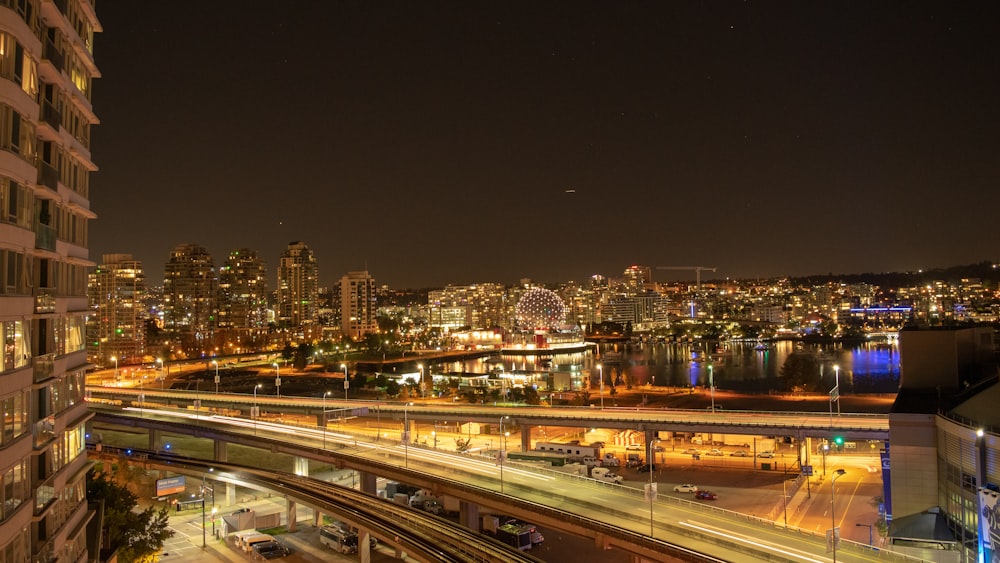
162;243;218;356
87;253;145;367
276;241;318;328
341;270;376;339
217;248;268;354
0;1;100;560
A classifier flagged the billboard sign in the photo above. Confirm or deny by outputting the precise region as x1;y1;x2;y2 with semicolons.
155;476;186;496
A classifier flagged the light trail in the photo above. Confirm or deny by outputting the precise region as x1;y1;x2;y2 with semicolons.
680;520;830;563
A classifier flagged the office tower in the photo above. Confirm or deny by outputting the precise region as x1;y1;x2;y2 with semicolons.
0;2;100;560
622;265;652;294
341;270;376;339
87;253;145;367
162;243;218;355
276;241;318;328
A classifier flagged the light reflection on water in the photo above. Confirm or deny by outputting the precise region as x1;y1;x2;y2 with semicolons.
434;340;900;393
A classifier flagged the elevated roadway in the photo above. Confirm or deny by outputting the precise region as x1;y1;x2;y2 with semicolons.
87;387;889;443
89;407;913;563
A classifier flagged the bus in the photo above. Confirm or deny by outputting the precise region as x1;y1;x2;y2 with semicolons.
319;526;357;554
507;451;568;466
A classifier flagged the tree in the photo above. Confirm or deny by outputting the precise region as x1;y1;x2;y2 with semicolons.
779;352;820;392
454;437;472;452
87;469;173;563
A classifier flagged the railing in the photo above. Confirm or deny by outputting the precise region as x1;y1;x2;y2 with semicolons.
35;223;56;251
40;99;62;130
42;39;64;73
36;161;58;191
34;353;55;382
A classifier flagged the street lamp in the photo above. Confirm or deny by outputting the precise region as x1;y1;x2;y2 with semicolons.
341;363;349;399
598;364;604;410
253;383;262;435
322;391;331;449
821;443;829;476
403;402;414;467
156;358;164;389
211;360;220;394
272;363;281;397
833;364;841;416
111;356;118;382
499;415;511;493
418;363;425;398
648;438;660;537
831;468;847;563
708;363;715;412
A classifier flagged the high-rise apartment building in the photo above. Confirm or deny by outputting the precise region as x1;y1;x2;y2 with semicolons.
87;253;145;367
341;270;376;339
218;249;268;353
218;248;268;330
0;1;100;560
163;243;218;355
276;241;318;328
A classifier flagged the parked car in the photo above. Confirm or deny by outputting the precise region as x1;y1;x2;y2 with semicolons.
682;448;700;455
231;507;251;515
757;451;775;458
707;448;724;456
729;450;750;457
625;444;643;451
652;445;665;452
673;484;698;493
695;491;718;500
637;463;656;473
254;540;290;559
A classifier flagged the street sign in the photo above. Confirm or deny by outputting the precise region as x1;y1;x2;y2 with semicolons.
802;465;813;476
829;385;840;401
825;527;841;552
644;483;658;501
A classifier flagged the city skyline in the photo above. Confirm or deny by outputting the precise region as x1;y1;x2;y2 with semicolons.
90;2;1000;288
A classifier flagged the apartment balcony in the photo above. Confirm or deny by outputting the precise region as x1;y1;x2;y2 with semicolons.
35;223;56;251
34;353;55;383
37;161;59;191
40;99;62;132
42;39;64;74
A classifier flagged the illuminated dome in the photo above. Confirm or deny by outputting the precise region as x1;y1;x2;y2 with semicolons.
515;288;566;328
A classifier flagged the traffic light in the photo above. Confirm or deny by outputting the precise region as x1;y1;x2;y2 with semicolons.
833;436;844;447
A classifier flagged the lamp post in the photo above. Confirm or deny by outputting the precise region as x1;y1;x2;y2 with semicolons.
831;468;847;563
708;363;715;412
598;364;604;410
821;443;829;476
418;364;425;398
341;363;349;399
833;364;841;416
403;402;414;467
272;363;281;398
156;358;164;389
111;356;118;382
499;415;510;493
648;438;660;537
253;383;262;435
322;391;331;449
212;360;220;394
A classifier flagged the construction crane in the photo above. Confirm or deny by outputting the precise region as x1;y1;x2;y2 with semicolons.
655;266;717;290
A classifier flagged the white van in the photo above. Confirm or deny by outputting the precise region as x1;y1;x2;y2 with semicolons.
241;534;275;553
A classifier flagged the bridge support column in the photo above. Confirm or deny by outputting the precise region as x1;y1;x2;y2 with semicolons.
520;426;531;452
358;528;372;563
213;439;227;462
293;457;309;477
226;482;236;507
358;471;377;495
148;429;160;451
459;499;479;530
286;500;297;532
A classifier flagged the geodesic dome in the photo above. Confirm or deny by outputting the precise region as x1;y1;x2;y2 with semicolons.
515;288;566;328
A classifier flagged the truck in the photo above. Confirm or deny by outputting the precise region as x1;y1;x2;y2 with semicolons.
507;451;568;466
602;453;620;467
385;482;420;499
481;515;532;550
423;496;461;516
590;467;624;484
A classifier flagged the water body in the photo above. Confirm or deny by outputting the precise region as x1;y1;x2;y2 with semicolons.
434;340;900;394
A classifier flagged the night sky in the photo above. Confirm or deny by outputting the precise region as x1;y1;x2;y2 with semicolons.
89;2;1000;289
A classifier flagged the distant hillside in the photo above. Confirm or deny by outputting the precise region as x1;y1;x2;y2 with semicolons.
791;261;1000;287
